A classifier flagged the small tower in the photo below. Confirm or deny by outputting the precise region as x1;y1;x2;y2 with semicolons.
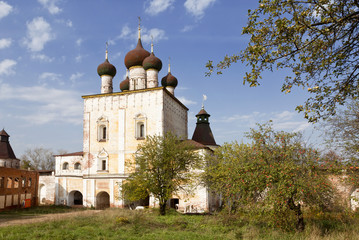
192;107;217;147
0;129;20;168
143;38;162;88
97;43;117;94
161;60;178;95
124;17;150;90
120;70;130;92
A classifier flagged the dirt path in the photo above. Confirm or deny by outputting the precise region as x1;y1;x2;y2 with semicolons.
0;210;103;227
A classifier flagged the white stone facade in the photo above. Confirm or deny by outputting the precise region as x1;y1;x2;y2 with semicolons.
52;87;217;210
48;32;217;212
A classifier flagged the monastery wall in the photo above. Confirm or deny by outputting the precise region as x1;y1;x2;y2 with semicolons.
163;90;188;139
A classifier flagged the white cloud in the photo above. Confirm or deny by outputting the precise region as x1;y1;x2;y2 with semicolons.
66;20;72;27
111;51;122;60
272;110;296;121
76;38;82;46
145;0;175;16
0;1;12;20
23;17;55;52
0;59;16;75
31;53;54;62
215;110;310;133
39;72;61;80
114;25;167;44
118;25;132;39
38;0;62;15
0;83;82;125
142;28;168;44
177;97;197;105
75;55;82;63
273;121;311;132
39;72;63;85
184;0;216;19
70;72;84;83
181;25;195;32
0;38;11;49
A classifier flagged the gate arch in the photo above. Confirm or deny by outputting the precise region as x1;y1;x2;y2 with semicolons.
96;191;110;209
68;190;83;206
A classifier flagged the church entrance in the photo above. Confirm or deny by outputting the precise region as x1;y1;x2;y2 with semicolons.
68;190;83;206
96;191;110;209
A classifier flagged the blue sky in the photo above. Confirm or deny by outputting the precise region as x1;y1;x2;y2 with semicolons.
0;0;322;156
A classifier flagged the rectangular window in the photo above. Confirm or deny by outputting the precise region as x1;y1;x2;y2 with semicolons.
103;127;107;140
28;178;32;187
102;160;106;170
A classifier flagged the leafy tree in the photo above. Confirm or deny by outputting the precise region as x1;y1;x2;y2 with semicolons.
121;133;201;215
20;147;55;170
322;100;359;161
206;0;359;122
204;123;335;231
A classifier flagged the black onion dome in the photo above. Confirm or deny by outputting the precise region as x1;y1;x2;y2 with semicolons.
143;52;162;71
124;39;150;69
97;59;117;77
120;77;129;91
161;72;178;88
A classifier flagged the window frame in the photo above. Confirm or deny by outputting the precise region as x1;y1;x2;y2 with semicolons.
62;162;69;170
97;116;109;142
74;162;81;170
134;113;147;140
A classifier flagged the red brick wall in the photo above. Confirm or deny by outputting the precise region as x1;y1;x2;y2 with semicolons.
0;167;39;211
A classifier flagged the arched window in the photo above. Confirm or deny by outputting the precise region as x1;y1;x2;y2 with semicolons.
22;177;26;188
62;162;69;170
14;177;19;188
6;177;12;188
134;113;147;140
97;116;109;142
136;121;146;139
74;162;81;170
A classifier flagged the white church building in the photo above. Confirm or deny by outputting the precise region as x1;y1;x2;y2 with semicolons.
52;24;219;212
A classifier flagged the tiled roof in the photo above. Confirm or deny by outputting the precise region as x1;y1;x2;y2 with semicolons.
182;139;207;149
196;108;209;116
0;129;9;137
54;151;83;157
192;123;217;146
0;129;16;159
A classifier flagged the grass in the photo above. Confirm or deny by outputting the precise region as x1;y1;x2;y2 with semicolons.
1;207;359;239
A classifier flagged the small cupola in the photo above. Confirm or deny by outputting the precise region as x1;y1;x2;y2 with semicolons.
124;19;150;69
161;60;178;95
143;41;162;71
196;108;210;124
97;48;117;77
120;70;130;91
0;129;9;142
98;44;116;94
192;107;217;146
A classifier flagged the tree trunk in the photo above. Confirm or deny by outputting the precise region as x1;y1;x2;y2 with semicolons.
288;198;305;231
160;203;166;215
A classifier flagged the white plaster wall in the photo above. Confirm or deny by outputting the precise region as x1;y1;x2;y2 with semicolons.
101;75;113;94
146;69;158;88
39;174;55;204
163;92;188;139
129;67;146;90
